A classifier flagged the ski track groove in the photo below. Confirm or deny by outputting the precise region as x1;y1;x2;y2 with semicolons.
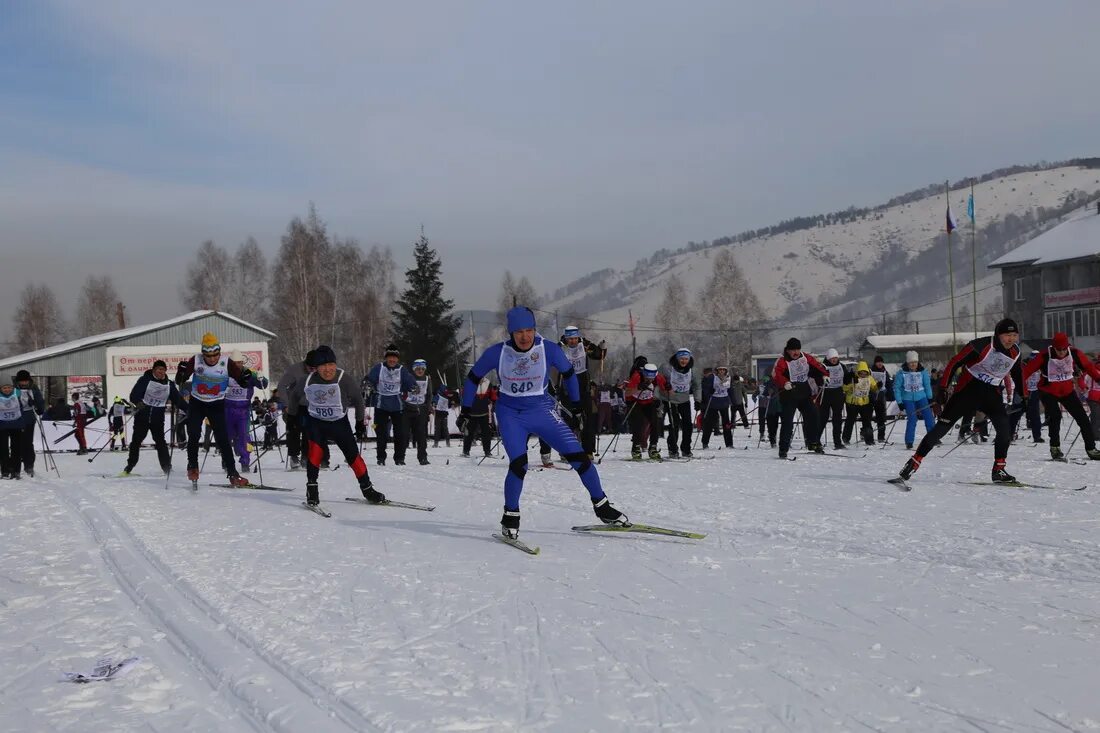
52;481;382;733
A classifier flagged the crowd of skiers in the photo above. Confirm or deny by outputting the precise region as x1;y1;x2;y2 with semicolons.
6;312;1100;541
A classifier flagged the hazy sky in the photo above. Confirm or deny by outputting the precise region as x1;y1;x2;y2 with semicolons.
2;1;1098;345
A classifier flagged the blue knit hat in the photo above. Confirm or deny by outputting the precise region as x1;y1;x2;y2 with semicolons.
506;306;536;334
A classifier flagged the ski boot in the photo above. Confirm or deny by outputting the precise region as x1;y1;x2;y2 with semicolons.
306;481;320;506
461;451;470;457
1050;445;1065;461
991;461;1016;483
501;508;521;540
288;456;301;470
592;496;629;526
187;467;200;482
809;443;825;454
648;446;661;461
161;463;172;476
419;457;430;465
0;473;9;480
631;445;643;461
360;480;386;504
681;448;693;458
540;452;554;468
120;467;133;477
899;455;922;481
1086;448;1100;461
667;448;680;459
25;468;34;478
906;443;913;450
394;458;406;466
229;475;251;488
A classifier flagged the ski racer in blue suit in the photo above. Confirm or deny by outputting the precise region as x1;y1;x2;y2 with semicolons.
461;306;630;540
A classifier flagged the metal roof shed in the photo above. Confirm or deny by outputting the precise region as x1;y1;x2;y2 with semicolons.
0;310;275;405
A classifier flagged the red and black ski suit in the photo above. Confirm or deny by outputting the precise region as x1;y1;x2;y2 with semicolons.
1022;346;1100;451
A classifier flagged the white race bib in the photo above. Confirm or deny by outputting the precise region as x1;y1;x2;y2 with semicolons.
305;371;345;421
562;342;587;375
0;393;20;422
378;366;403;396
143;381;171;408
712;376;730;398
192;354;230;402
967;343;1018;385
787;356;810;383
407;379;427;405
669;369;692;394
825;364;845;389
1047;352;1074;382
498;341;547;397
853;378;872;399
225;377;250;402
902;371;923;393
435;395;450;411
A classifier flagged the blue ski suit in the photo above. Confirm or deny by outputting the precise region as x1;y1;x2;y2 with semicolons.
463;334;605;511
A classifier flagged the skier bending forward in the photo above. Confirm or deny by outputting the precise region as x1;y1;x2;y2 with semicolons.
461;306;629;539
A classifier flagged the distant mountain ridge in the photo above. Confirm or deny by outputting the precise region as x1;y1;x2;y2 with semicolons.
541;158;1100;349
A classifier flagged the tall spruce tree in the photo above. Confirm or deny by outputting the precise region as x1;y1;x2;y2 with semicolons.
391;232;469;384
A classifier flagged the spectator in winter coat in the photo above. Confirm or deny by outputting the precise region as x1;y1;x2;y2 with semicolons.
893;351;935;450
433;385;454;447
458;377;496;458
843;361;879;445
729;374;750;429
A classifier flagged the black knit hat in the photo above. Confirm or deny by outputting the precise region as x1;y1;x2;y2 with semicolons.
152;359;167;370
785;337;801;352
14;369;31;382
384;344;400;358
310;345;337;366
994;318;1019;335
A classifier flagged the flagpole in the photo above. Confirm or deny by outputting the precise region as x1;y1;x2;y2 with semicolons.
628;309;637;363
970;180;978;338
945;180;958;352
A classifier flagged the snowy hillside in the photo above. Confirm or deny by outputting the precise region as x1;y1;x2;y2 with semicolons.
545;164;1100;348
3;427;1100;731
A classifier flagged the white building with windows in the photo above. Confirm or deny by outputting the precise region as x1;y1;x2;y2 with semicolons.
991;202;1100;352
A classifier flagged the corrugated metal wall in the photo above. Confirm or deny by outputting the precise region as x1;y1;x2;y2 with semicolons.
1;314;274;379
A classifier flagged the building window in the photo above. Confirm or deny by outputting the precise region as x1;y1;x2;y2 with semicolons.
1046;310;1071;337
1014;278;1025;301
1075;307;1100;338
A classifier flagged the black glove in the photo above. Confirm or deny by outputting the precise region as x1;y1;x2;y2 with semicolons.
566;402;585;431
355;422;366;441
456;407;469;432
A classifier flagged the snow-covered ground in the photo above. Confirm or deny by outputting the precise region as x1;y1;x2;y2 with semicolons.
3;423;1099;732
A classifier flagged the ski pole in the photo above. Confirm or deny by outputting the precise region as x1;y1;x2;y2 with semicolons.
477;436;503;465
1062;426;1082;459
249;414;265;488
165;411;182;490
690;392;715;453
33;411;61;478
86;410;137;463
598;400;637;464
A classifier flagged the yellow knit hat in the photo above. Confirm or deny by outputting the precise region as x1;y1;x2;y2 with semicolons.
200;332;220;353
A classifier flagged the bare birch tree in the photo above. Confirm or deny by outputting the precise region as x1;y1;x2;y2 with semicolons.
696;250;765;369
655;272;693;354
75;275;124;337
226;236;269;325
180;240;232;311
15;283;67;351
269;205;334;370
497;271;540;334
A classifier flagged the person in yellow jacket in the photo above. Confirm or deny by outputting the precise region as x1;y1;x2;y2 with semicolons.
842;361;879;446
